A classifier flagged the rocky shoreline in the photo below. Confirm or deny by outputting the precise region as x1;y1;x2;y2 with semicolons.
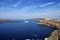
37;18;60;40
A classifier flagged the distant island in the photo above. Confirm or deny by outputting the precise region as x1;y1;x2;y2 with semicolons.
0;19;20;23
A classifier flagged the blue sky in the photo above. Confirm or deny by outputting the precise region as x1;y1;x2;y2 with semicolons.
0;0;60;20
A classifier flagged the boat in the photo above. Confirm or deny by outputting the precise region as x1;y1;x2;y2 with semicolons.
25;21;29;23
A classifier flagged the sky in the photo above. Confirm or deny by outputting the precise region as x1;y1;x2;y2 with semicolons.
0;0;60;20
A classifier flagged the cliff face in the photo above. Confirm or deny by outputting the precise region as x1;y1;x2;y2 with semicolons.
45;30;58;40
37;19;60;29
37;18;60;40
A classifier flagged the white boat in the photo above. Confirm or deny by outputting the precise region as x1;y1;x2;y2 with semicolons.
24;21;29;23
45;38;48;40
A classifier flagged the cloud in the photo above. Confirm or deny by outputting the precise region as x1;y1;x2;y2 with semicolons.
0;8;60;20
0;7;5;10
19;5;39;13
40;2;54;7
0;1;60;20
13;2;21;7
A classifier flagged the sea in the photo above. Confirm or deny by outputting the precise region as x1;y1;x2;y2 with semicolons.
0;20;55;40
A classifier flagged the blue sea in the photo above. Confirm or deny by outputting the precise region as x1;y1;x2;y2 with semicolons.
0;20;55;40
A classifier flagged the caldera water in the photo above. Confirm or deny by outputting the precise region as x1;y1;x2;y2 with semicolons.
0;20;55;40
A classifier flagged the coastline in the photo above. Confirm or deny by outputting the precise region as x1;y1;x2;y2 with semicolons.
37;18;60;40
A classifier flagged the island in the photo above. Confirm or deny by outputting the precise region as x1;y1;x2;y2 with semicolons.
0;19;20;23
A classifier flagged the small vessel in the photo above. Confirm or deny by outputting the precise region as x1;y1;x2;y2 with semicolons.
24;21;29;23
45;38;48;40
